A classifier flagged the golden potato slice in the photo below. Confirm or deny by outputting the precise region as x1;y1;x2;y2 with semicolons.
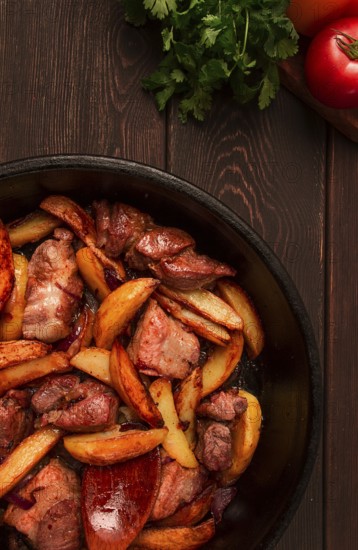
0;254;28;341
0;352;70;396
63;426;168;465
0;340;51;370
76;247;111;301
174;367;202;450
93;278;159;350
0;426;63;498
63;305;95;359
91;246;126;282
40;195;96;247
0;220;15;312
156;485;215;528
70;346;112;386
149;378;198;468
154;292;230;346
159;285;243;330
131;518;215;549
110;340;163;428
201;330;244;398
217;279;265;359
6;210;61;248
219;389;262;486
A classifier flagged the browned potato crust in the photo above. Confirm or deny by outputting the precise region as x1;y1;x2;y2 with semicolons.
0;220;15;312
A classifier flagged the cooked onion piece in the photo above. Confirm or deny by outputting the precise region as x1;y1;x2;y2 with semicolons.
0;221;15;312
70;347;112;386
110;340;163;428
40;195;97;247
154;292;230;346
149;378;199;468
158;285;243;330
0;254;28;341
0;426;63;498
201;331;244;398
0;352;70;396
93;278;159;350
217;279;265;359
63;426;168;465
131;518;215;549
174;367;202;450
6;210;61;248
219;389;262;486
0;340;51;370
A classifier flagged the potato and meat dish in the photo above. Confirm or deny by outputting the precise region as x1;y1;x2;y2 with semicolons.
0;195;264;550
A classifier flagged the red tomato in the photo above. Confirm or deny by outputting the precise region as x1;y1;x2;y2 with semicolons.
304;17;358;108
346;1;358;16
287;0;351;36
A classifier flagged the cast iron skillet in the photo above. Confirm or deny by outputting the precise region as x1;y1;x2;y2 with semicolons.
0;155;321;550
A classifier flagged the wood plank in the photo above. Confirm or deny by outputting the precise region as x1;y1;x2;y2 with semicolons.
167;87;326;549
325;129;358;550
0;0;165;166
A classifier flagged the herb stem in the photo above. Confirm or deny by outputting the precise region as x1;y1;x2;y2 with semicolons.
238;8;249;59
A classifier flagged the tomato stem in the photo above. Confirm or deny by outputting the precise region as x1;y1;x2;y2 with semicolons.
334;30;358;60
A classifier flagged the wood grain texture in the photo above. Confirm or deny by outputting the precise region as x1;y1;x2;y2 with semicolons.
0;0;165;166
168;88;326;549
326;130;358;550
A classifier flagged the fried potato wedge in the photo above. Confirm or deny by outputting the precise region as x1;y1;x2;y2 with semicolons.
94;278;159;350
40;195;96;247
201;330;244;399
76;247;111;301
159;285;243;330
70;346;112;386
63;426;167;465
131;518;215;549
217;279;265;359
219;389;262;486
6;210;61;248
154;292;230;346
156;485;216;528
174;367;202;450
0;352;70;395
149;378;199;468
91;246;126;282
110;340;163;428
0;220;15;312
0;254;28;340
61;305;95;359
0;426;63;498
0;340;51;370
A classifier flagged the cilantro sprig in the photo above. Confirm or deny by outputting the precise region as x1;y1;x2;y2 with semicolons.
122;0;298;122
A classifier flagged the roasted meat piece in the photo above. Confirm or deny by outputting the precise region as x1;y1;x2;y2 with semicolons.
150;247;236;290
22;238;83;343
195;419;233;472
4;458;81;550
150;457;208;521
33;375;119;432
127;299;200;380
196;390;248;422
93;200;152;258
126;226;194;271
0;389;33;463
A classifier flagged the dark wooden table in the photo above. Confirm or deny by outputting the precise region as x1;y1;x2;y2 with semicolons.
0;1;357;548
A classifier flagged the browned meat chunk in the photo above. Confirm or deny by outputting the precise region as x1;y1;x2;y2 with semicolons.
4;458;81;550
53;227;74;241
38;377;119;432
150;247;236;290
0;390;33;463
211;486;237;523
150;458;208;521
93;200;152;257
22;239;83;343
127;299;200;380
126;226;194;271
196;390;248;422
195;419;233;472
31;374;79;414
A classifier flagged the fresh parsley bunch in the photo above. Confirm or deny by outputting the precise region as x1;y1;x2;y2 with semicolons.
123;0;298;122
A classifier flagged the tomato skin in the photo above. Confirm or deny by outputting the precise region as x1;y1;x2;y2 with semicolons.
346;1;358;16
304;18;358;109
287;0;351;36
